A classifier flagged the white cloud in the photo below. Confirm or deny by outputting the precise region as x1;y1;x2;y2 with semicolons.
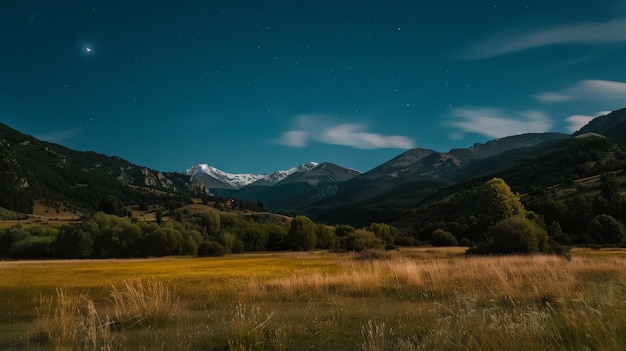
565;115;595;132
275;115;415;150
35;128;83;143
535;80;626;102
277;130;309;147
448;108;553;139
565;111;611;132
460;17;626;59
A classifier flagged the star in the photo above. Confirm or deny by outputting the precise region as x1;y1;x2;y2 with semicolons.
85;47;92;53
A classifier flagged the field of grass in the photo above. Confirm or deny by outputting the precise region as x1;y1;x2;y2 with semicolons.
0;248;625;350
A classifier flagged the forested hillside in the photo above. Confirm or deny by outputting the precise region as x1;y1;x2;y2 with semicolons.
0;123;204;215
400;136;626;248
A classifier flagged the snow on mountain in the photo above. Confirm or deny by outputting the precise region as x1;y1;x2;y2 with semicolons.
184;162;319;189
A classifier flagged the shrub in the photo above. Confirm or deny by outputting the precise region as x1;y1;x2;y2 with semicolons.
430;229;458;247
8;236;54;259
586;214;625;244
198;240;227;257
468;216;549;255
342;229;384;252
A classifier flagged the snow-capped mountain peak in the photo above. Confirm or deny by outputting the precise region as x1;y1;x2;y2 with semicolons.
184;162;319;190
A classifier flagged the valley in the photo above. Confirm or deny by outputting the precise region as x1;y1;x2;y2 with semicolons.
1;108;625;259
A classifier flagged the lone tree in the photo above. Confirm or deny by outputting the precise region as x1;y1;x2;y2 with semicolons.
468;178;558;255
478;177;525;226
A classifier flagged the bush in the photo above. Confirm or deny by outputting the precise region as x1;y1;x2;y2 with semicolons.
198;241;227;257
468;216;549;255
8;236;54;259
587;214;625;244
342;229;384;252
430;229;458;247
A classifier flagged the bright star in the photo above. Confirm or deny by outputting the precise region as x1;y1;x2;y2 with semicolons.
86;47;92;53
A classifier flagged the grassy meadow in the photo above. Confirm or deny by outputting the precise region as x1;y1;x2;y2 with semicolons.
0;248;625;350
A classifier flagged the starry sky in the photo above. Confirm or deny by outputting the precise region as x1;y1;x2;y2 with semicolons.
3;1;626;174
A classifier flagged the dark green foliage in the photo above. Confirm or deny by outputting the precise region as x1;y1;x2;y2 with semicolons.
478;177;525;225
264;224;288;251
197;241;226;257
55;226;94;258
217;231;241;253
287;216;317;251
1;226;57;259
156;210;163;224
459;237;474;247
368;223;397;245
342;229;384;252
431;229;458;247
85;212;143;258
548;221;571;245
240;226;270;251
8;235;54;259
469;216;549;254
600;172;621;202
0;226;26;257
586;214;626;244
98;195;128;217
315;224;337;250
142;228;184;256
201;211;221;236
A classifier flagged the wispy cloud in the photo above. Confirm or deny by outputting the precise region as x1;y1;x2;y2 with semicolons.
566;111;611;132
448;108;553;139
535;80;626;102
35;127;83;143
275;115;415;150
459;17;626;59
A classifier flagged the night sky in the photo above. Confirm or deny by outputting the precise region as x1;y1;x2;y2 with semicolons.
3;1;626;174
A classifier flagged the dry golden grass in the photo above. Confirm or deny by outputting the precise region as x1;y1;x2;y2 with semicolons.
0;249;625;350
109;279;179;328
33;289;112;351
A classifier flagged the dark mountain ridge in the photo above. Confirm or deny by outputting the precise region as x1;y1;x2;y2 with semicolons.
210;162;361;212
0;123;205;215
304;132;571;224
574;108;626;140
197;132;570;219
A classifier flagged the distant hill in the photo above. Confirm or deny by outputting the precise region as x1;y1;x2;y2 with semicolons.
574;108;626;140
306;133;571;225
207;162;361;213
187;132;570;221
0;123;205;215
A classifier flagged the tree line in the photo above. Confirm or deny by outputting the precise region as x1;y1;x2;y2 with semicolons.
0;209;400;259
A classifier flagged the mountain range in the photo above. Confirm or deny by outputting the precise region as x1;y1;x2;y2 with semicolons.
1;108;625;227
182;108;626;225
183;162;322;190
184;132;571;216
